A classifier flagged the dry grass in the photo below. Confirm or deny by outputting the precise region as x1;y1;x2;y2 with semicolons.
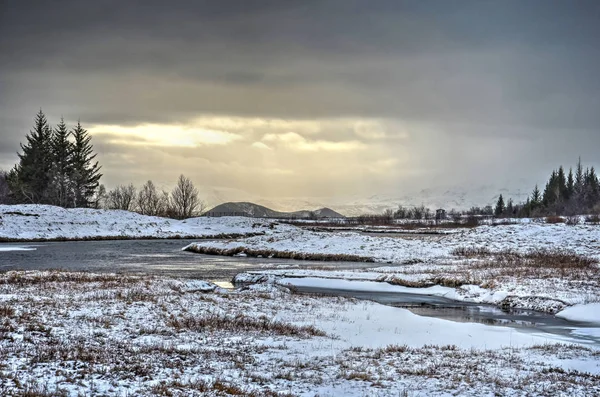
0;232;265;243
0;270;144;286
452;248;595;271
150;378;296;396
545;215;565;224
185;245;374;262
0;304;16;317
451;246;493;258
167;313;326;338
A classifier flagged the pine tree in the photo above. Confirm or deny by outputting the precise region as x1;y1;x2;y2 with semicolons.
575;158;584;195
557;166;568;200
567;168;574;199
531;185;541;207
49;117;74;207
71;121;102;207
494;194;505;217
8;110;54;203
505;198;514;216
584;167;600;209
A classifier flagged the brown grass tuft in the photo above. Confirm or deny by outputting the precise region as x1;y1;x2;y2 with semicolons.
184;245;374;262
167;313;326;337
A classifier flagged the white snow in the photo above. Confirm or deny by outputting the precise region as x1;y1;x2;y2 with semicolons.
0;204;288;241
192;220;600;312
2;270;599;396
188;221;600;263
557;303;600;324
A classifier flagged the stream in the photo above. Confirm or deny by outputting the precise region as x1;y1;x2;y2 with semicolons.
1;240;599;347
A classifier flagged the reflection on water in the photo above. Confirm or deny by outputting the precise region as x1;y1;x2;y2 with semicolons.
0;239;376;283
292;285;600;346
395;304;539;328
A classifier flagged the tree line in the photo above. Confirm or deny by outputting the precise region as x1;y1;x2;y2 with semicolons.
99;176;205;219
495;158;600;218
3;110;101;207
1;110;205;219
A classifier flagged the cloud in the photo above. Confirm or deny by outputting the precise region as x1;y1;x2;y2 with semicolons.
262;132;366;152
251;142;271;150
1;1;599;201
87;123;242;147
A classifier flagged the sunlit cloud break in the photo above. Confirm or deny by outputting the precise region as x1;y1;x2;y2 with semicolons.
88;123;242;147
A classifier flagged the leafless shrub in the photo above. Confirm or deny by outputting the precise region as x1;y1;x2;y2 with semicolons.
585;214;600;224
565;216;580;226
451;246;493;258
105;183;137;211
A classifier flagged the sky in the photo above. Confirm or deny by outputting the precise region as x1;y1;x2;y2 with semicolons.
1;0;599;207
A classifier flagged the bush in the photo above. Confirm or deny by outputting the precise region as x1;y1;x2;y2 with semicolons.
545;216;565;224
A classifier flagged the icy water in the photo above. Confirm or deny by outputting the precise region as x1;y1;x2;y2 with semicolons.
1;240;599;346
0;240;375;284
291;285;600;347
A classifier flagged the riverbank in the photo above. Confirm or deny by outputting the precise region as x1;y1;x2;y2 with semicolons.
1;270;598;396
188;221;600;317
0;205;286;241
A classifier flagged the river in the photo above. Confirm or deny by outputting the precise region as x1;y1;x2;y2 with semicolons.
1;239;599;346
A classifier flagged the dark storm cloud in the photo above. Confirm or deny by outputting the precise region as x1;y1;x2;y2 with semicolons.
2;0;599;123
1;0;599;196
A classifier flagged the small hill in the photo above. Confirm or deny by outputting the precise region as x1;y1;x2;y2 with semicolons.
205;202;344;218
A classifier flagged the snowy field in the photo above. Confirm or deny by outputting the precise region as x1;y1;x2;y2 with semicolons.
0;205;284;241
1;271;599;396
188;221;600;317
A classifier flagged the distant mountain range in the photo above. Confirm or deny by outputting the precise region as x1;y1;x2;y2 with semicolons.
201;183;533;217
205;202;344;218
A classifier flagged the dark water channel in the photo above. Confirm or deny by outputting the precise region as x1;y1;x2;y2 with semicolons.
1;240;599;346
291;285;600;346
0;240;375;284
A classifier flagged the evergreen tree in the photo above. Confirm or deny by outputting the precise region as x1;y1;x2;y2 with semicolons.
505;198;514;216
71;121;102;207
575;158;584;196
584;167;599;209
567;168;575;199
494;194;505;217
557;166;568;200
8;110;54;203
49;117;74;207
531;185;541;207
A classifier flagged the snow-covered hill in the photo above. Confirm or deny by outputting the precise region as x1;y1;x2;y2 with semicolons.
205;202;344;218
0;205;284;241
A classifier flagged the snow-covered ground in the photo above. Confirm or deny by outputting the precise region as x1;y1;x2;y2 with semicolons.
0;205;286;241
1;271;598;396
188;221;600;316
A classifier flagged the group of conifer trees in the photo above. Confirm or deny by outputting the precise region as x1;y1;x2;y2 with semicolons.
4;110;102;207
495;159;600;217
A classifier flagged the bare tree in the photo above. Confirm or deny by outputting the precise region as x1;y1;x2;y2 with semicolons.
0;170;10;204
170;175;204;219
105;184;137;211
91;184;106;209
137;180;168;216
